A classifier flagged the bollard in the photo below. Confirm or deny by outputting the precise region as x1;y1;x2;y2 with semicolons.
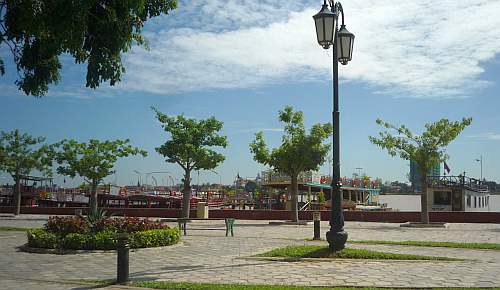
313;211;321;240
116;233;129;284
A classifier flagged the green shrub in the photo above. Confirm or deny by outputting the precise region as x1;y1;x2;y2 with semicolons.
26;227;179;250
90;230;118;250
129;228;180;248
27;229;59;248
62;233;89;249
317;191;325;204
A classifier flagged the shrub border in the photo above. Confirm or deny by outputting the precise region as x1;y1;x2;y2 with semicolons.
25;227;181;252
18;241;184;255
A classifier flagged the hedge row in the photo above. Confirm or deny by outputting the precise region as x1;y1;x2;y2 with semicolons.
45;216;168;235
27;228;180;250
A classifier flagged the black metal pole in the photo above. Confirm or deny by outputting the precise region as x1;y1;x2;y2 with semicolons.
313;211;321;240
326;8;348;251
116;233;129;284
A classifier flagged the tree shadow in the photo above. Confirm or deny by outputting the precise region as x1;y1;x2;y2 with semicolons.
130;261;274;278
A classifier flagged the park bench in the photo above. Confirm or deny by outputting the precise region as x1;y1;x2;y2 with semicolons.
162;218;235;237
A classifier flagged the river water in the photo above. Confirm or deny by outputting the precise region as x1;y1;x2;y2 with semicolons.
379;194;500;212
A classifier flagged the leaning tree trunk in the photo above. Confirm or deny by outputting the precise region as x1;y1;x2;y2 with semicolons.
182;171;191;218
14;174;21;216
290;174;299;223
90;181;98;213
420;174;430;224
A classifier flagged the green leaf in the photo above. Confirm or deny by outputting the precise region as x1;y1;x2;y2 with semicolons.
54;139;147;190
1;0;177;96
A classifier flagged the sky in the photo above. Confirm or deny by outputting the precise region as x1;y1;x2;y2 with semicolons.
1;0;500;187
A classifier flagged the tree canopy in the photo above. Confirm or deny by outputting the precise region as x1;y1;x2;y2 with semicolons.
0;129;53;215
54;139;147;211
250;106;332;222
0;0;177;96
369;117;472;223
250;106;332;181
153;107;228;173
153;107;227;218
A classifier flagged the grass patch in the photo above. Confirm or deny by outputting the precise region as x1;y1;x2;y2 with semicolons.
72;279;115;286
0;226;33;232
350;240;500;250
132;281;500;290
78;279;500;290
257;245;459;261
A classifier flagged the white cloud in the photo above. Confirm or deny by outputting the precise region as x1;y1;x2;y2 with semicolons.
487;134;500;140
468;132;500;140
0;80;116;100
117;0;500;99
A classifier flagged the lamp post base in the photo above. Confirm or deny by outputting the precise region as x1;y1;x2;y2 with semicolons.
326;229;348;251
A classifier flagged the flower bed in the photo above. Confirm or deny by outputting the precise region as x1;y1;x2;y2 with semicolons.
26;215;180;250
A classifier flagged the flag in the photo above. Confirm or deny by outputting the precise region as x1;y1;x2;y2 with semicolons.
444;161;451;174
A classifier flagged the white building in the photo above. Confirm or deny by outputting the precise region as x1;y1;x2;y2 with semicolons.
427;175;490;212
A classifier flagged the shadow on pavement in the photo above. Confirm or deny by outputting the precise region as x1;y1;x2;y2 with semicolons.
130;260;274;277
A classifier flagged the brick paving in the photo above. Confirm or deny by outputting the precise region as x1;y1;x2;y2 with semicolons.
1;215;500;289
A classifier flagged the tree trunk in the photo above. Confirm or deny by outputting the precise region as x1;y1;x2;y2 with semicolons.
182;170;191;218
14;173;21;216
90;181;98;213
290;174;299;223
420;174;430;224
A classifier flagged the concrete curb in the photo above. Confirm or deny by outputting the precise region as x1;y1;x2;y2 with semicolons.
400;222;448;228
18;241;184;255
269;220;313;225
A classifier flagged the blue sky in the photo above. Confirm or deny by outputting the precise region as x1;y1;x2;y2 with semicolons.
1;0;500;187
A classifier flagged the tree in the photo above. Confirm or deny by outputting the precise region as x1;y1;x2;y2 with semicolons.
54;139;147;212
250;106;332;222
0;130;52;215
153;107;228;218
0;0;177;97
245;181;258;193
380;180;412;193
361;174;371;187
369;117;472;223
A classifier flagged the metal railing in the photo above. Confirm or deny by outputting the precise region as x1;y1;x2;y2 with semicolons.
427;175;488;192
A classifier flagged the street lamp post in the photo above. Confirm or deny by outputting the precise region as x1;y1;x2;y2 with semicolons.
210;170;222;188
133;170;143;186
210;170;223;202
475;156;483;181
313;0;354;251
149;171;177;192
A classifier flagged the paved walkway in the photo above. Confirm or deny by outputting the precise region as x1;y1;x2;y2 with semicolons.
1;215;500;289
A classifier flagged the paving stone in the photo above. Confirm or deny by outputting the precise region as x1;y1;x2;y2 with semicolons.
1;217;500;289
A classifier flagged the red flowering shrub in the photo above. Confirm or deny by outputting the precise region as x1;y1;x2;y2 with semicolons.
45;216;88;236
44;216;168;236
99;217;168;233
